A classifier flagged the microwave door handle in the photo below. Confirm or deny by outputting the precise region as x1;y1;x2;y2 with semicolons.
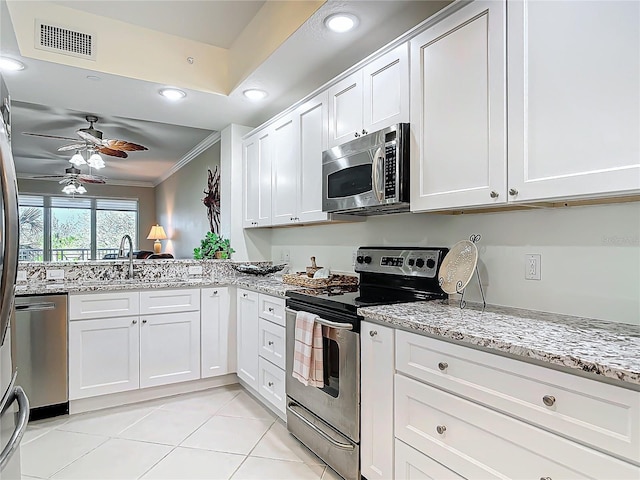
372;147;384;202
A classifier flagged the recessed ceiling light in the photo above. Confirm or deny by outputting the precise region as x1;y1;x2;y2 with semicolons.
324;13;359;33
0;56;25;72
159;88;186;101
243;89;268;101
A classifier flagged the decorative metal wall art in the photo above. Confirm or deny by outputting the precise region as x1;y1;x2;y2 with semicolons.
202;166;220;234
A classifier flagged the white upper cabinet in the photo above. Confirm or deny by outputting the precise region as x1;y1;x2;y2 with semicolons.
296;92;330;223
507;0;640;202
410;1;506;212
243;130;272;228
329;44;409;148
271;113;299;226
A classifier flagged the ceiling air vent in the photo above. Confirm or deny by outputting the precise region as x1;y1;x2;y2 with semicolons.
35;20;96;60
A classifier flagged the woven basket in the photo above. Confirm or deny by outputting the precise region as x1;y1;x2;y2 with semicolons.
282;273;358;288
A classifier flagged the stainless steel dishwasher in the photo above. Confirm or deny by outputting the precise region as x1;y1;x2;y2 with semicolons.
12;294;68;420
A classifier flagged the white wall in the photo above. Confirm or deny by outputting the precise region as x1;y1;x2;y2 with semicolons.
270;202;640;325
155;142;221;259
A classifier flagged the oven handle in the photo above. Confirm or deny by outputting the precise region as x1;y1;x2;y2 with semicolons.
287;402;355;451
285;308;353;331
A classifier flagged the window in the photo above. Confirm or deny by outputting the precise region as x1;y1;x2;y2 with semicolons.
18;195;138;262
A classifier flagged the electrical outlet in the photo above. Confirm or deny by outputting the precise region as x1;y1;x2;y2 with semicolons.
525;254;541;280
46;269;64;280
352;250;357;267
188;266;203;276
16;271;26;282
281;249;290;262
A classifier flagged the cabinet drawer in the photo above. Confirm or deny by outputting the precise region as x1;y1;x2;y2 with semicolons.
258;357;285;415
258;294;285;326
395;439;465;480
395;374;639;479
69;291;139;320
139;289;200;315
396;330;640;463
258;318;285;369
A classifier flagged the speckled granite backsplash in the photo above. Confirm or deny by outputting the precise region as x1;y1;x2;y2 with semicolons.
17;259;271;285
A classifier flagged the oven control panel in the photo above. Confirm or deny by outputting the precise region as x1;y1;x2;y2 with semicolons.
355;247;447;277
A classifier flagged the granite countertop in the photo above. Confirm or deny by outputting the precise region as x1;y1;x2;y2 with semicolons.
359;301;640;388
15;274;300;298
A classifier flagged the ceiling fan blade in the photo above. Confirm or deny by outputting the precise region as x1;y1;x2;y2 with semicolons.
58;143;87;152
22;132;79;141
96;146;128;158
103;139;148;152
30;174;65;179
76;129;102;145
78;174;107;184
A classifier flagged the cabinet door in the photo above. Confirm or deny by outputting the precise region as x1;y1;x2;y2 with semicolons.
271;114;299;226
243;130;272;228
243;133;259;228
297;92;330;223
328;71;363;148
201;287;231;378
361;321;395;480
258;318;285;370
69;291;139;320
258;356;286;415
395;440;465;480
363;43;409;133
139;311;200;388
410;1;506;211
236;288;259;390
139;289;200;315
507;1;640;202
69;316;140;399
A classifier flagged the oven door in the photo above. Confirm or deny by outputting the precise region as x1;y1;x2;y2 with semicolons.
285;307;360;443
322;144;385;213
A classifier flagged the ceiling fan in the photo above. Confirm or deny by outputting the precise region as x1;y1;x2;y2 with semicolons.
23;115;148;158
32;166;107;195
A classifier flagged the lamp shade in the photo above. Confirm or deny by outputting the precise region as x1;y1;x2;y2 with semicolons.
147;224;167;240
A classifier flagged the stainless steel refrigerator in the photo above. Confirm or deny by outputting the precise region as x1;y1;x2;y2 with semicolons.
0;72;29;479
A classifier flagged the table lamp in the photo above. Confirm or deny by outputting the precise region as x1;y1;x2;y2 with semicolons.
147;224;168;254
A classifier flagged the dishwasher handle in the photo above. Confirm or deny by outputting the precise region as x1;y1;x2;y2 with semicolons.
0;386;30;470
15;303;56;312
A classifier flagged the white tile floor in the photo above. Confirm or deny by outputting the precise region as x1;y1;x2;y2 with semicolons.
21;385;342;480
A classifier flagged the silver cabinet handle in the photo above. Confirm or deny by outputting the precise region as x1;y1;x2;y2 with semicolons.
287;402;355;451
268;381;274;387
436;425;447;435
213;290;218;295
362;129;368;135
132;319;137;325
243;293;248;298
540;477;552;480
354;132;360;138
142;319;147;324
509;188;518;196
268;307;274;312
0;386;29;470
15;303;56;312
542;395;556;407
438;362;448;371
490;191;499;198
369;330;377;337
268;340;274;346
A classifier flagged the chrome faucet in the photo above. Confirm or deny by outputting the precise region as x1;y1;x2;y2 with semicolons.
118;234;134;279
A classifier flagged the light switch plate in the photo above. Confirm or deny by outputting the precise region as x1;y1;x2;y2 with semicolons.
188;266;203;275
46;269;64;280
16;271;26;282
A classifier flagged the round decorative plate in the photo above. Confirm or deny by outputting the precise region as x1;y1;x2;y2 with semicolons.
438;240;478;294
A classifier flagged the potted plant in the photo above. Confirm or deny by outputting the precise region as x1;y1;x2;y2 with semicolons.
193;232;235;260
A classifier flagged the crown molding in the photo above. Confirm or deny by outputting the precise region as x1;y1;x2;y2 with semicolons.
17;173;155;188
153;131;221;187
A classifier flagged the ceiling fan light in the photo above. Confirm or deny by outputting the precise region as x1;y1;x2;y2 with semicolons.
69;151;86;166
159;88;186;101
62;184;77;194
88;152;105;169
76;185;87;194
324;13;359;33
243;89;268;101
0;56;25;72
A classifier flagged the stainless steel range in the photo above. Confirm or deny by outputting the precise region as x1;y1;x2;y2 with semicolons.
285;246;449;480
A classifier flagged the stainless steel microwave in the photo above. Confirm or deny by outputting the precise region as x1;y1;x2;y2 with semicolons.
322;123;409;215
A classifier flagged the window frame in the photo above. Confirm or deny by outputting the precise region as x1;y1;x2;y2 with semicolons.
18;193;139;262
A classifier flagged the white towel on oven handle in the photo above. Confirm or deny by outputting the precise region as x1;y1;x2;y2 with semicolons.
292;311;324;387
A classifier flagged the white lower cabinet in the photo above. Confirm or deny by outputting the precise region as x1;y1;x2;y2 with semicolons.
201;287;232;378
361;321;395;480
394;440;463;480
236;288;259;389
258;356;286;413
139;311;200;388
69;316;140;400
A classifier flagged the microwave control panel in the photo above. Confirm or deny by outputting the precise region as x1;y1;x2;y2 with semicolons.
384;130;397;200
